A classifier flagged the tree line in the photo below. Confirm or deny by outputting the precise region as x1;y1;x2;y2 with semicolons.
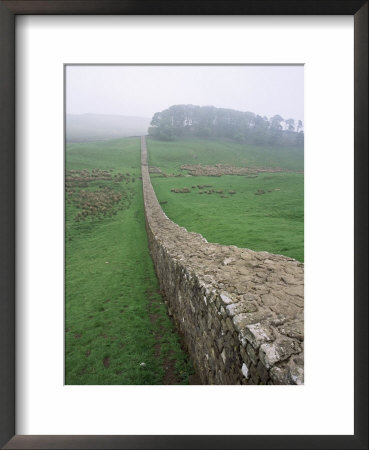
148;104;304;147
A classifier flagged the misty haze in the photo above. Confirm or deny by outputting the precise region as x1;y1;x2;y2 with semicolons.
66;65;303;141
65;65;304;386
66;113;151;142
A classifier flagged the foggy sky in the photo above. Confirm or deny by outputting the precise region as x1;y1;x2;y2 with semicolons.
66;65;304;122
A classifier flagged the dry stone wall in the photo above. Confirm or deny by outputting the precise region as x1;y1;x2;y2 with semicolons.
141;137;304;385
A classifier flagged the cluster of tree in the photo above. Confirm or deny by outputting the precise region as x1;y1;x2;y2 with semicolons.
148;105;304;147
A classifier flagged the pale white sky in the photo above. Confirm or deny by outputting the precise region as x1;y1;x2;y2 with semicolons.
66;65;304;122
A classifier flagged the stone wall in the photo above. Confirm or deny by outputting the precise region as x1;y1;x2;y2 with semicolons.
141;137;304;385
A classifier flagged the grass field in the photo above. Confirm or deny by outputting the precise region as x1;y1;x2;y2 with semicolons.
148;137;304;262
65;138;194;384
65;135;303;384
148;137;303;172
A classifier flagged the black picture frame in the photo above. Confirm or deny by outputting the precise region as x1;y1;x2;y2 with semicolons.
0;1;367;449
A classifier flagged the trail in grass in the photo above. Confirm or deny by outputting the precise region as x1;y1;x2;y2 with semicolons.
65;138;194;384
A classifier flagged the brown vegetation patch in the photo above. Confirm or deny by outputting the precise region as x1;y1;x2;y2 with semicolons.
65;168;135;222
66;168;133;188
72;187;123;222
65;168;113;187
181;164;286;177
103;357;110;368
148;166;163;174
170;187;191;194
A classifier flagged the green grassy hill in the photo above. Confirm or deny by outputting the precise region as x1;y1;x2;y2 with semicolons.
65;135;304;385
148;137;304;262
65;138;194;384
147;137;303;172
